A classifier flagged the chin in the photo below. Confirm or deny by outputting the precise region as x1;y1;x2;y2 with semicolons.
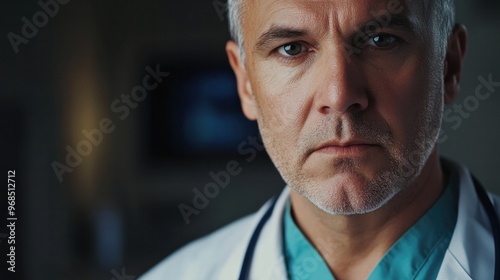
297;171;402;215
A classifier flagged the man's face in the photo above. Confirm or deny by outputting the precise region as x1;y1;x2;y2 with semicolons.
232;0;447;214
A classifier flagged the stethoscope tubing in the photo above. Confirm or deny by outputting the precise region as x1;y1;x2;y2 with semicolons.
238;195;279;280
472;175;500;280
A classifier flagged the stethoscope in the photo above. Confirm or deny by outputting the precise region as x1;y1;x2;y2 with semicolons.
238;175;500;280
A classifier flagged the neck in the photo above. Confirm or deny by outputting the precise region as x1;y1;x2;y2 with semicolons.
289;150;445;279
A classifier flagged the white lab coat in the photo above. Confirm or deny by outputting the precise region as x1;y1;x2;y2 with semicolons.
141;159;499;280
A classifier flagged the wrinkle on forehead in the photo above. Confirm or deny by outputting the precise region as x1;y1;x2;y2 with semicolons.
245;0;428;43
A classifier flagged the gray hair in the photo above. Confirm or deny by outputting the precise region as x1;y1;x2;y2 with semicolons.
227;0;246;63
432;0;456;56
227;0;455;62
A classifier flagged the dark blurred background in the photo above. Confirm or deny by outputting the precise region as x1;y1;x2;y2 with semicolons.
0;0;499;279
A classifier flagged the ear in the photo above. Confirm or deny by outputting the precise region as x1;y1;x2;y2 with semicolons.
443;24;468;105
226;41;257;120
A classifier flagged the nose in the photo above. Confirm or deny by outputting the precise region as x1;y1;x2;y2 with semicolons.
315;47;369;115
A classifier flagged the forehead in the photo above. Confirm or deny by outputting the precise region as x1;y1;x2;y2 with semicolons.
242;0;430;41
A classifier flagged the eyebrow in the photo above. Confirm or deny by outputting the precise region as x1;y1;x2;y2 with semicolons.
359;14;416;34
254;27;309;52
253;14;416;52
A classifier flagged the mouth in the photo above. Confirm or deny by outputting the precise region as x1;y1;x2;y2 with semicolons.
313;141;379;157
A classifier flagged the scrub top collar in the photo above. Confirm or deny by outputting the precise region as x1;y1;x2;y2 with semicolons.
283;167;459;280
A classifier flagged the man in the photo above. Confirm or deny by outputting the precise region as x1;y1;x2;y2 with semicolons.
142;0;499;279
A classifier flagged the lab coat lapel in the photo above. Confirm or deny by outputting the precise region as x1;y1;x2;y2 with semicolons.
248;187;290;280
437;159;495;280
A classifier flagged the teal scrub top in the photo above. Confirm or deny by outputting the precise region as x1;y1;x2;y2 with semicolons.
283;172;458;280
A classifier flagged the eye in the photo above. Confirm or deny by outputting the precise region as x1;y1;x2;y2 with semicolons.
277;42;308;57
367;34;398;48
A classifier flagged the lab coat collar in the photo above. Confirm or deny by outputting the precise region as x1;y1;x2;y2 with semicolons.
437;158;495;280
249;187;290;280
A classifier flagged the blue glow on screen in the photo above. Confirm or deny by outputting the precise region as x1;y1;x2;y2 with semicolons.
167;70;257;155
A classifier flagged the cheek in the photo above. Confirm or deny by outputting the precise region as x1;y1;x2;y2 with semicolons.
368;55;440;146
251;62;313;140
